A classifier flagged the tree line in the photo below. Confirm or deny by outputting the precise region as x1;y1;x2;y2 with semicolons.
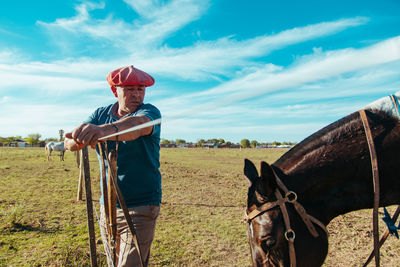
161;138;297;148
0;132;296;148
0;130;65;146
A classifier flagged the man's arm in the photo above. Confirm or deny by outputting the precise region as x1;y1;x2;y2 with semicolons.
64;116;153;151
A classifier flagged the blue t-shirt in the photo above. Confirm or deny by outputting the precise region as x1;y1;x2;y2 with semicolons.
85;102;162;208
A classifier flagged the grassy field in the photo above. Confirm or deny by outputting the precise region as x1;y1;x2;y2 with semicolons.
1;147;400;266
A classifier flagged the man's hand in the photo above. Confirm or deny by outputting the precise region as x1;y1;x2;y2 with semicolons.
64;123;106;151
64;116;153;151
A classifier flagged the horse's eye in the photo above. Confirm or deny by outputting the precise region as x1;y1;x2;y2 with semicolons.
260;236;276;250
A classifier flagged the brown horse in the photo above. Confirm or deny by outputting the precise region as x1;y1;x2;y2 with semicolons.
244;93;400;266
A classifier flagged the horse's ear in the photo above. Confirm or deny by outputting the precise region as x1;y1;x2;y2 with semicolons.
258;161;277;197
244;159;259;185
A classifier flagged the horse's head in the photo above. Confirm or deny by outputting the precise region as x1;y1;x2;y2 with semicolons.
244;159;328;267
244;159;287;266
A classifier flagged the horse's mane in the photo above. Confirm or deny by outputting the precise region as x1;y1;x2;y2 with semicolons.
274;109;399;169
273;111;361;168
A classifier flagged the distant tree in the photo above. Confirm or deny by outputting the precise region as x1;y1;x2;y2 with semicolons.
38;140;46;147
45;137;59;142
161;139;171;145
208;138;218;144
272;141;281;146
250;140;259;148
240;139;250;148
176;139;186;145
225;141;232;147
197;139;205;147
25;133;41;145
2;136;22;145
59;129;64;141
217;138;225;145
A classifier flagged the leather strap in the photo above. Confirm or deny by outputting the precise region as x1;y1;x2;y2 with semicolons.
245;198;289;222
271;167;324;238
390;94;400;116
275;189;296;267
360;109;380;267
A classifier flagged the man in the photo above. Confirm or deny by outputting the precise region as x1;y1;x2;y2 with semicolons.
64;65;162;267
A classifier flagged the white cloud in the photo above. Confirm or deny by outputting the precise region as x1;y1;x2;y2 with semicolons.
132;17;370;80
0;15;371;97
0;71;105;93
36;0;370;80
37;2;105;31
0;101;94;138
123;0;161;17
2;1;397;143
3;33;397;141
151;37;400;142
0;96;14;103
161;115;327;142
38;0;210;51
0;49;26;63
0;27;27;39
167;36;400;106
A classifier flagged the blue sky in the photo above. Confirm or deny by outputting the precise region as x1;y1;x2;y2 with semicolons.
1;0;400;143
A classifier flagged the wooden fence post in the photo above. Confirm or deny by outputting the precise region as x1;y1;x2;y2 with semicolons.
75;150;81;168
76;151;84;201
82;146;97;267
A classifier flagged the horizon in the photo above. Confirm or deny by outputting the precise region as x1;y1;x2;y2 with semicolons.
0;134;298;145
1;1;400;143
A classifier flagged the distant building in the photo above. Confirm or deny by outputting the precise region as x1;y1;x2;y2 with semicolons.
177;143;188;148
203;142;217;148
217;143;240;148
9;139;27;147
160;143;177;148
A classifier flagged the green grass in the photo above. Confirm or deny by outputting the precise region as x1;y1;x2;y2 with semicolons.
1;147;400;266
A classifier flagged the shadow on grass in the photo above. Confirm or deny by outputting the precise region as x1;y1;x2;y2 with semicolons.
1;222;60;234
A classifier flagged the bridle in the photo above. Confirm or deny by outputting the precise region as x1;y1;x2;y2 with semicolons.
244;94;400;267
244;167;328;267
243;109;381;267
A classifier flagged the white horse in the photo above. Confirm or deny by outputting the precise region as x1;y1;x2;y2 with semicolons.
45;141;66;161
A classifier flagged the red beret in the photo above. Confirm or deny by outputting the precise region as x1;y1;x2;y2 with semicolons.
107;65;155;97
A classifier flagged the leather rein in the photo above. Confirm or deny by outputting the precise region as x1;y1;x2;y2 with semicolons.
361;94;400;267
244;94;400;267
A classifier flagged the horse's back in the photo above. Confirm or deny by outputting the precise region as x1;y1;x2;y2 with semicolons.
52;141;65;151
45;142;55;151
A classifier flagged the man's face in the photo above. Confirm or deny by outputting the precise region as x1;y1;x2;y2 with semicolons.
116;85;146;115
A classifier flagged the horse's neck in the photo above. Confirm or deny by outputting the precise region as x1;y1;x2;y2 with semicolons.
274;111;400;225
